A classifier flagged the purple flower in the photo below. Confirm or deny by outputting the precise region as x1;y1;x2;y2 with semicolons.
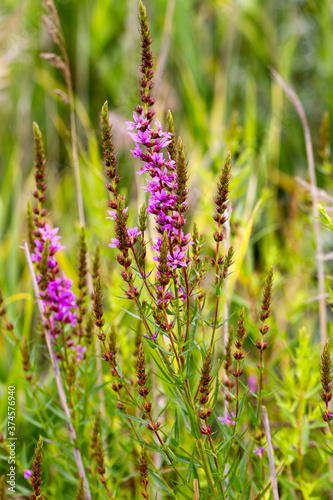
127;227;141;245
130;144;143;158
31;225;65;267
106;210;117;220
254;446;266;460
151;237;162;253
39;224;61;242
108;238;120;249
167;248;187;270
144;331;158;341
24;469;32;479
108;225;140;248
154;287;175;308
42;271;78;330
125;110;149;130
75;344;87;363
106;207;128;220
218;410;235;426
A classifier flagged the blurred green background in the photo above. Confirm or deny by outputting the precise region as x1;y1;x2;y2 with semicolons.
1;0;333;496
2;0;333;343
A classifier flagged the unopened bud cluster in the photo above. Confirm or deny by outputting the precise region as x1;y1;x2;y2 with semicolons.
232;308;246;379
198;348;213;435
139;445;149;499
320;340;333;421
256;268;273;359
29;436;43;500
137;344;160;430
93;280;123;407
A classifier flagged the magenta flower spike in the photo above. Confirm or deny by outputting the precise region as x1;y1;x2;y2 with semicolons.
125;15;191;288
32;226;78;327
31;223;88;364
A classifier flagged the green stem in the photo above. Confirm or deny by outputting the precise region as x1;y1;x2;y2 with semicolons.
196;439;217;497
181;268;191;348
131;246;156;301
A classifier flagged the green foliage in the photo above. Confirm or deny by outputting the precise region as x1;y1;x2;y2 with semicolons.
318;204;333;233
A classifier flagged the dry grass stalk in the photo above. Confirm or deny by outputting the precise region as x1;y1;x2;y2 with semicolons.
194;478;199;500
271;68;327;345
262;406;279;500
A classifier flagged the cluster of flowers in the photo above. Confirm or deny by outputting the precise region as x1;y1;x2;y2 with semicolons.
107;207;141;250
31;224;86;363
126;111;190;254
124;111;191;308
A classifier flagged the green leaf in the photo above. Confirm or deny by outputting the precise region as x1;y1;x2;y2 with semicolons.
175;408;180;443
118;306;142;320
117;411;146;425
165;421;176;446
248;402;259;427
183;397;201;440
149;470;175;497
186;447;195;482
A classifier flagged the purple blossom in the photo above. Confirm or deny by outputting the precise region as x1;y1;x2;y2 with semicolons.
167;248;187;270
218;410;235;426
32;224;78;338
125;110;149;130
39;224;61;243
75;344;87;363
106;207;128;220
128;128;151;145
24;469;32;479
254;446;266;460
106;210;117;220
31;224;65;268
151;237;162;253
153;286;175;308
130;144;144;158
108;238;120;249
144;331;158;341
42;271;78;331
127;227;141;245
